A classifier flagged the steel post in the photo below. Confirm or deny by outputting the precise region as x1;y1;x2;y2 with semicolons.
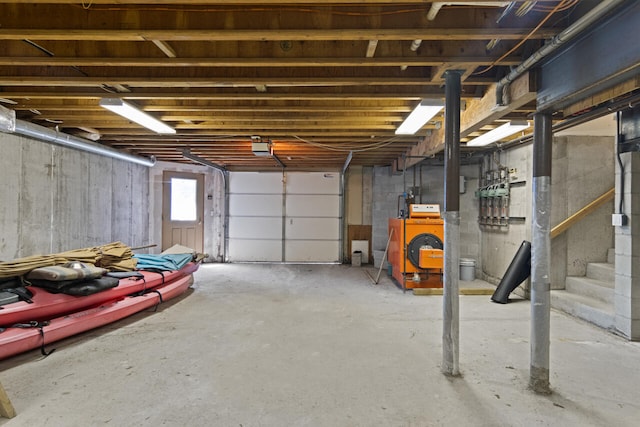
442;70;462;376
530;112;552;393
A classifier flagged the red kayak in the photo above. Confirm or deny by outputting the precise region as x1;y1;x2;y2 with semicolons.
0;273;193;360
0;262;199;326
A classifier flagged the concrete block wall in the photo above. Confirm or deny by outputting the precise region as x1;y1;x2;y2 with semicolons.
372;166;406;253
371;161;481;276
560;136;615;277
549;136;614;289
459;164;481;268
614;151;640;340
0;132;150;260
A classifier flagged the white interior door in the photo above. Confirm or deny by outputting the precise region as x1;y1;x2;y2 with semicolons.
162;171;204;253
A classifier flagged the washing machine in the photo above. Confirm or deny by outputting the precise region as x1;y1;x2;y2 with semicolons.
388;204;444;290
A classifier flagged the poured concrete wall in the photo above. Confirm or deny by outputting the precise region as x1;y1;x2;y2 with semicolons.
481;147;533;285
0;132;149;260
552;136;614;287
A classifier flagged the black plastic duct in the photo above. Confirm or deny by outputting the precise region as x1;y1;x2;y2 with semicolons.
491;240;531;304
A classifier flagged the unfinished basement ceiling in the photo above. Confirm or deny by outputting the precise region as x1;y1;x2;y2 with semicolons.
0;0;623;170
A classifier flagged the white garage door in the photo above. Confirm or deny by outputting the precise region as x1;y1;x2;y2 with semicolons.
228;171;341;262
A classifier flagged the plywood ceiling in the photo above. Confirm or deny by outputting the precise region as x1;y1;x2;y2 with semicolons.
0;1;584;170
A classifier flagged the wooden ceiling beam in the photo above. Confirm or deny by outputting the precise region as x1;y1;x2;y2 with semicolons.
12;104;415;113
0;0;561;4
0;91;483;100
96;129;425;136
101;136;418;143
29;112;410;121
0;76;493;88
57;120;413;130
0;56;521;67
0;28;559;42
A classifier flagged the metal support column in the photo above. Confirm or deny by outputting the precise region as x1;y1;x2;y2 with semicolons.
530;112;552;393
442;70;462;376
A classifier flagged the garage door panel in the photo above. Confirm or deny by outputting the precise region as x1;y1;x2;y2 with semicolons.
286;194;339;217
229;194;283;216
229;172;282;193
286;172;340;194
228;240;282;262
228;171;340;262
286;217;339;240
285;241;340;262
228;217;283;239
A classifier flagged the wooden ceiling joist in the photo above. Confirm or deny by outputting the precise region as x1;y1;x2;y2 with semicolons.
0;28;559;42
0;0;587;169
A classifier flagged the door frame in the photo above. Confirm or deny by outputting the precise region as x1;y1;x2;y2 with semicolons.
161;170;205;253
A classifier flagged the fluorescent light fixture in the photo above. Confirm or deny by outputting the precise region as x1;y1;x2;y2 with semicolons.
466;120;530;147
99;98;175;134
395;99;444;135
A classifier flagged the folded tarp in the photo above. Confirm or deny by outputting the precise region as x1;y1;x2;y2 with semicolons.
132;253;193;271
0;242;136;278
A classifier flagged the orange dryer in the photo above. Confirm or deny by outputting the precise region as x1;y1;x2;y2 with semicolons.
388;204;444;290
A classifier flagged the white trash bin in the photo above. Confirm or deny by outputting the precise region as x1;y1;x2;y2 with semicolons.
352;251;362;267
460;258;476;281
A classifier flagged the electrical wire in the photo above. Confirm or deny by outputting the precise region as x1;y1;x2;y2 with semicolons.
72;4;428;17
292;135;402;152
532;0;579;12
292;135;398;152
616;110;625;214
473;0;577;76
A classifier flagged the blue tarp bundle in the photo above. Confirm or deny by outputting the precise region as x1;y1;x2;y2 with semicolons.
133;253;193;271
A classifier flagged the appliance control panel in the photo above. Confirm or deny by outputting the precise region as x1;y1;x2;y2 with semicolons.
409;204;441;218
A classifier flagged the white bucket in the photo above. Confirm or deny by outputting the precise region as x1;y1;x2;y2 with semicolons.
352;251;362;267
460;258;476;281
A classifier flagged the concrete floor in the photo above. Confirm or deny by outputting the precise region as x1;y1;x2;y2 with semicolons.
1;263;639;426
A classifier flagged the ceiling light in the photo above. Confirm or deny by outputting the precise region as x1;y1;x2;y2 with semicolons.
99;98;175;134
466;120;530;147
395;99;444;135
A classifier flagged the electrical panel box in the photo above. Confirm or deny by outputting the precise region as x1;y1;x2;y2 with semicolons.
612;213;628;227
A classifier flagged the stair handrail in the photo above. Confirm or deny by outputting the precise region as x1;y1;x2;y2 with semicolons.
550;188;615;239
